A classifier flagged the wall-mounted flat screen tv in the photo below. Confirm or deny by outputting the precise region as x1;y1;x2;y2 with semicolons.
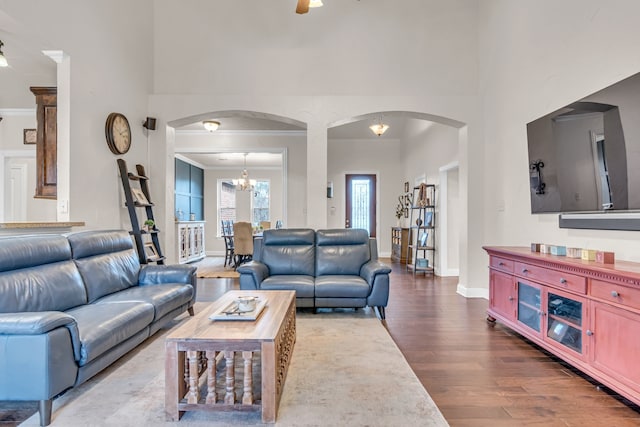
526;71;640;214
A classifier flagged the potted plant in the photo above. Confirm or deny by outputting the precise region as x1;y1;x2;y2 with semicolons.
143;219;155;233
395;200;404;227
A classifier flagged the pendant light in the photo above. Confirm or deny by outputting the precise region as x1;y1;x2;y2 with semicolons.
369;117;389;136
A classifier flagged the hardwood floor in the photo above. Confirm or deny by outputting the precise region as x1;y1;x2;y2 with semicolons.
382;261;640;427
3;258;639;426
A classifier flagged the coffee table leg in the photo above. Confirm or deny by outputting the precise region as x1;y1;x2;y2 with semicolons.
165;341;183;421
242;351;253;404
224;351;235;404
261;342;276;423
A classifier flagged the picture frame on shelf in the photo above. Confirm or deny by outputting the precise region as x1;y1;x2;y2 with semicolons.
23;129;37;145
131;188;149;205
424;211;433;227
419;231;428;247
144;242;158;260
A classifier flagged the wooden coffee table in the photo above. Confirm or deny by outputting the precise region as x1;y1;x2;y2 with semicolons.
165;290;296;423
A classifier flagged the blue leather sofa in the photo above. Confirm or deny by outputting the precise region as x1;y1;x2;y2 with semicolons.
237;228;391;319
0;230;197;426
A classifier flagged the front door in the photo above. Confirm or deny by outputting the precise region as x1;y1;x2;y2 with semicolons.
345;174;376;237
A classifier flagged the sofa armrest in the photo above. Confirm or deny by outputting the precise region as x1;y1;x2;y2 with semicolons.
360;261;392;285
0;312;81;362
138;264;196;285
139;264;198;307
237;261;269;290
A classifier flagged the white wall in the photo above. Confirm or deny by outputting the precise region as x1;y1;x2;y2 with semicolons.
153;0;479;97
479;0;640;263
446;168;460;270
400;119;460;273
1;0;154;231
326;138;404;255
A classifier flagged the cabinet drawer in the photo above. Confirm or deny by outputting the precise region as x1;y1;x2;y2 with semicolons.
590;279;640;311
490;256;514;273
515;262;586;294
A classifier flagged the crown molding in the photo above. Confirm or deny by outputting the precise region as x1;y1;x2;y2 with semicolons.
175;129;306;137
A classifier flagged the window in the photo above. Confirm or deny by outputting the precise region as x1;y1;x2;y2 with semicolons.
252;180;270;224
218;180;236;235
217;179;270;234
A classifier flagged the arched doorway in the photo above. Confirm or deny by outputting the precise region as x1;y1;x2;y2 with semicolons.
327;111;464;276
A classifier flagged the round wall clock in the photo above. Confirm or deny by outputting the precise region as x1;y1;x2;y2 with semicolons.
105;112;131;155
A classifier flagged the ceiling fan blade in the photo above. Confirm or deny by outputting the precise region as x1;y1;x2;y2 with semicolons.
296;0;310;14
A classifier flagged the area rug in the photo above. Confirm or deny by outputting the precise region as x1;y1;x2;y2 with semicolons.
193;256;240;278
20;312;448;426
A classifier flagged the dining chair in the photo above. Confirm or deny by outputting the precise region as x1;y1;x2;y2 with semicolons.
233;221;253;269
222;220;235;267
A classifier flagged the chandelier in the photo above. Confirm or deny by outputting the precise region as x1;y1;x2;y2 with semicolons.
232;154;256;191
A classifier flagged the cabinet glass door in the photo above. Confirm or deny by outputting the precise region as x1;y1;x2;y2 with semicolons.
547;292;582;354
518;282;541;332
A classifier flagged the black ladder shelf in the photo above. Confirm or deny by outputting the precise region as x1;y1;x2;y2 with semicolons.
117;159;165;264
406;183;436;276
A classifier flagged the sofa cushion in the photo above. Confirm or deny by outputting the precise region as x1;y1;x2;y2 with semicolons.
261;229;316;276
260;275;315;298
94;284;193;321
315;275;371;298
0;235;88;313
68;231;140;303
65;302;154;366
315;229;370;276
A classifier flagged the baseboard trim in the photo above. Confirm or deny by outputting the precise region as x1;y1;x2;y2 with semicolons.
206;250;224;257
456;283;489;299
439;268;459;277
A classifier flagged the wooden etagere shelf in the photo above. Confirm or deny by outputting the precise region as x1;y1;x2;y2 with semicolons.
406;184;436;276
117;159;165;264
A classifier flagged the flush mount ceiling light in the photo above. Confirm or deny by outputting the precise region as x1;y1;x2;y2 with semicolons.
296;0;323;14
369;118;389;137
0;40;8;67
203;120;220;132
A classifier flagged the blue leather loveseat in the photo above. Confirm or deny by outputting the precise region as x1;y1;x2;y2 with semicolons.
237;228;391;319
0;230;197;426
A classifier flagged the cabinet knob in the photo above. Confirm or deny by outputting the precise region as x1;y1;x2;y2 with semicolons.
522;268;529;274
586;330;594;336
499;262;505;266
611;290;620;298
559;278;567;284
508;296;514;301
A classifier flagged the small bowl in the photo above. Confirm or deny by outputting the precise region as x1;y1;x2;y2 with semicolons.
236;296;258;312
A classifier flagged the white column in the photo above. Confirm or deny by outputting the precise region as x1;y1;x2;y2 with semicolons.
457;123;488;298
44;51;70;222
305;120;328;229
